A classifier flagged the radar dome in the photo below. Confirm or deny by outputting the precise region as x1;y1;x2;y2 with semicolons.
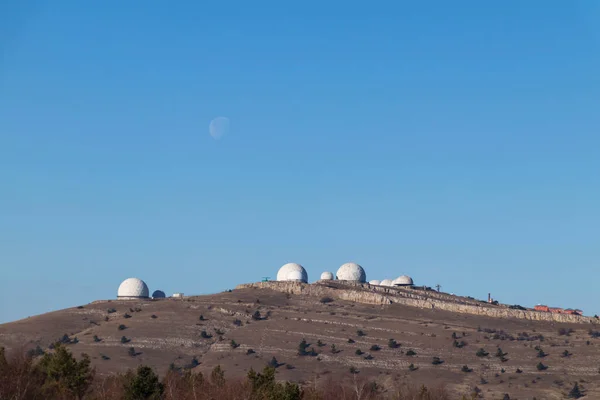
287;270;306;282
152;290;166;299
392;275;414;286
276;263;308;283
380;279;393;287
118;278;149;299
320;271;334;280
369;279;381;285
336;262;366;282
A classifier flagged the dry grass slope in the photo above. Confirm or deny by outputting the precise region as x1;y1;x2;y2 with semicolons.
1;283;599;399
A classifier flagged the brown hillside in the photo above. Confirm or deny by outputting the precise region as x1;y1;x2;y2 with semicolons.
1;283;599;399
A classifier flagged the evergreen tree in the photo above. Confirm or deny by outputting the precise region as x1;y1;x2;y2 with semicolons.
38;344;94;399
123;365;164;400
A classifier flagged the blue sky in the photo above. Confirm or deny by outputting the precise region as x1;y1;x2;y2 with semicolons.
1;1;599;323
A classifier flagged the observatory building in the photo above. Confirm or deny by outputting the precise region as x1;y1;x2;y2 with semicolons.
276;263;308;283
117;278;149;300
320;271;334;280
369;279;381;285
380;279;393;287
392;275;414;287
152;290;166;299
336;262;366;283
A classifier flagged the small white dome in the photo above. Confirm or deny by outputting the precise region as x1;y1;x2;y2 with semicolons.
393;275;414;286
336;262;366;282
369;279;381;285
320;271;334;280
118;278;149;299
152;290;166;299
380;279;393;287
276;263;308;283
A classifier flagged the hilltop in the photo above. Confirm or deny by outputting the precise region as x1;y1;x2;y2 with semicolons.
1;281;599;399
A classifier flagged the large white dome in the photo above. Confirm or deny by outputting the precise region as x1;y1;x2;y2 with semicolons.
287;270;306;281
118;278;149;299
380;279;393;287
369;279;381;285
276;263;308;283
393;275;414;286
336;262;366;282
320;271;334;280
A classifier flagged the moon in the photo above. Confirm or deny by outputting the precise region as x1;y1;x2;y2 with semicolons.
209;117;230;140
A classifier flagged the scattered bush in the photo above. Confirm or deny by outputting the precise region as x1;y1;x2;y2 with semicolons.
355;349;363;356
297;339;310;356
100;354;110;360
230;340;239;349
331;344;339;354
408;363;418;371
128;347;137;357
93;335;101;343
536;362;548;371
589;329;600;338
356;330;366;337
370;345;381;351
118;324;127;331
559;328;574;336
320;297;334;304
516;368;523;373
364;354;373;360
150;314;157;319
406;349;416;356
107;308;117;314
388;339;399;348
347;338;355;344
120;336;130;344
349;366;359;374
568;382;584;398
461;365;472;373
453;340;467;348
233;319;242;326
200;330;212;339
476;348;489;357
537;348;547;358
432;357;443;365
317;340;325;347
123;313;132;319
26;346;44;358
267;357;280;368
199;315;206;321
562;350;571;357
252;311;262;321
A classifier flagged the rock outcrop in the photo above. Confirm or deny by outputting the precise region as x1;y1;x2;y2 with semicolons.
236;281;598;325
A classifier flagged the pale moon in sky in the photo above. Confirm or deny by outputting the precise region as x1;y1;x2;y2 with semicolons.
209;117;230;140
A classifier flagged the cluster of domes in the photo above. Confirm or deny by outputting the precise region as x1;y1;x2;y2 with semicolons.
275;262;414;287
371;275;414;287
117;278;168;300
277;262;367;283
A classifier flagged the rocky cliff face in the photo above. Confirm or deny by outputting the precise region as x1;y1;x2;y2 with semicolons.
236;281;598;325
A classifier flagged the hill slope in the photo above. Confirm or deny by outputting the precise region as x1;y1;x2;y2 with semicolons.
1;283;599;399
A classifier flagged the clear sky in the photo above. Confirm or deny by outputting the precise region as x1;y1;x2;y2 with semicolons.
1;1;599;324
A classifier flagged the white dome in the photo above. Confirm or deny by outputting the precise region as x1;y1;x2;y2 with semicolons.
320;271;334;280
336;262;366;282
276;263;308;283
287;270;305;282
393;275;414;286
118;278;149;299
369;279;381;285
152;290;166;299
380;279;393;287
